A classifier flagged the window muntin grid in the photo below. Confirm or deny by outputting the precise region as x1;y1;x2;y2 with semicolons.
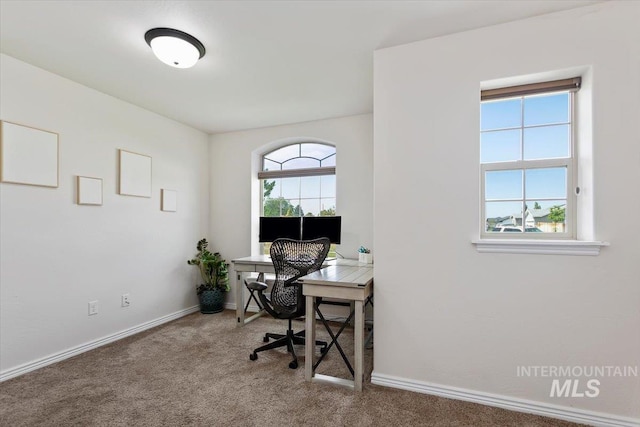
480;90;575;237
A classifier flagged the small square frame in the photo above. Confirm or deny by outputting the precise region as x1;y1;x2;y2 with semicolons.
77;176;103;205
118;149;151;198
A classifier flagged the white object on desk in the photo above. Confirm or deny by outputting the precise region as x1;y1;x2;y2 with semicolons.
358;253;372;264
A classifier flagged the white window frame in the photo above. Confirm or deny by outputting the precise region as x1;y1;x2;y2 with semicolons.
480;86;577;240
473;75;608;255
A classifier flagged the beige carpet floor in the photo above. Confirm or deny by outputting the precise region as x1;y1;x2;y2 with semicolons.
0;310;582;426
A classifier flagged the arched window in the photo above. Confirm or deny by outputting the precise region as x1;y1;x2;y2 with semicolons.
258;142;336;218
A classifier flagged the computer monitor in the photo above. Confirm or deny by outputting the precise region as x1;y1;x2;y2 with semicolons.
302;216;341;244
259;217;302;242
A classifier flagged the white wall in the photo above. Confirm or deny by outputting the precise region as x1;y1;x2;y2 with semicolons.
373;1;639;422
0;54;210;375
209;114;373;308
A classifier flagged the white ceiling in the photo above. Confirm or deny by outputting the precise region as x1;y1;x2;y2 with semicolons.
1;0;599;134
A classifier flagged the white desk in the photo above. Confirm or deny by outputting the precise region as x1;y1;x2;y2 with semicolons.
231;255;274;326
299;259;374;391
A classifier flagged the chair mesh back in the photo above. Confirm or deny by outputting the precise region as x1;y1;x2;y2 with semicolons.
269;238;331;316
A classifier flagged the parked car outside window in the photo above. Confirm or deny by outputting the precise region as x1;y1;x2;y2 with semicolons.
491;226;542;233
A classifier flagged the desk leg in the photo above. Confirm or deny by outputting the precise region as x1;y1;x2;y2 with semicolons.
305;295;315;382
354;299;364;392
235;271;245;327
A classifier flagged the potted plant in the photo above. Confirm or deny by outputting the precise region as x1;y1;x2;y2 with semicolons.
187;238;230;314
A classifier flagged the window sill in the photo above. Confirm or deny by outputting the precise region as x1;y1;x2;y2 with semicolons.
471;239;609;256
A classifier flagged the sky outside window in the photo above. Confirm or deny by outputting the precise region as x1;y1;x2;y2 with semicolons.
525;168;566;199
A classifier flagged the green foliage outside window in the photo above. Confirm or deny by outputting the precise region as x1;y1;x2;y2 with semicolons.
548;205;566;232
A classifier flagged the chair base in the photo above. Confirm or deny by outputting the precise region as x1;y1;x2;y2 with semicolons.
249;319;327;369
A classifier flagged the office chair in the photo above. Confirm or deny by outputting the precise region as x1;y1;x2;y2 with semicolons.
247;237;331;369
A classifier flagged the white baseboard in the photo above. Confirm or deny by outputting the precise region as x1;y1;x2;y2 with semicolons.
371;372;639;427
0;305;199;382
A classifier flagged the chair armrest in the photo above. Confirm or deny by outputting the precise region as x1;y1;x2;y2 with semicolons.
246;281;268;291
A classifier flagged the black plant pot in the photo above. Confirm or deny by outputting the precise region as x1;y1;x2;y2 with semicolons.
199;288;225;314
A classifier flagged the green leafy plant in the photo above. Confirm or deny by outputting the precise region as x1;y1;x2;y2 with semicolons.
187;239;230;295
548;205;566;232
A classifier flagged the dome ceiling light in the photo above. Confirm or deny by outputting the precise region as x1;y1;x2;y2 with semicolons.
144;28;205;69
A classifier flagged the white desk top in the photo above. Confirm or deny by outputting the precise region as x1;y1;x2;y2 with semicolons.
299;261;373;288
232;256;370;266
232;255;368;266
232;256;373;288
231;255;272;265
327;259;373;268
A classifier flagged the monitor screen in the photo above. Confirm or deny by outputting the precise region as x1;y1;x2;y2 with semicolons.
302;216;341;244
259;217;302;242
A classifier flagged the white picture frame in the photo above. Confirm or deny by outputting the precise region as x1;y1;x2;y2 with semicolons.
0;120;59;188
77;176;103;205
118;149;151;198
161;189;177;212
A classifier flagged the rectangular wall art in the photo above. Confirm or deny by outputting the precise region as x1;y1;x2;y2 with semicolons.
118;149;151;198
161;189;177;212
77;176;103;205
0;120;59;188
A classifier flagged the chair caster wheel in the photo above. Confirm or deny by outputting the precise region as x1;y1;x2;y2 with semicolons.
263;336;269;343
249;353;258;361
289;360;298;369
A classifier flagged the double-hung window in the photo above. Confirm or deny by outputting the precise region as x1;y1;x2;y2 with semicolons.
480;78;581;238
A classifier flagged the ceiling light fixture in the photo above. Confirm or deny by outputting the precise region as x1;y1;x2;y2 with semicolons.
144;28;205;69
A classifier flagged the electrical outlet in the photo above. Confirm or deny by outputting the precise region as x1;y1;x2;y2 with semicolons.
88;300;98;316
121;293;130;307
